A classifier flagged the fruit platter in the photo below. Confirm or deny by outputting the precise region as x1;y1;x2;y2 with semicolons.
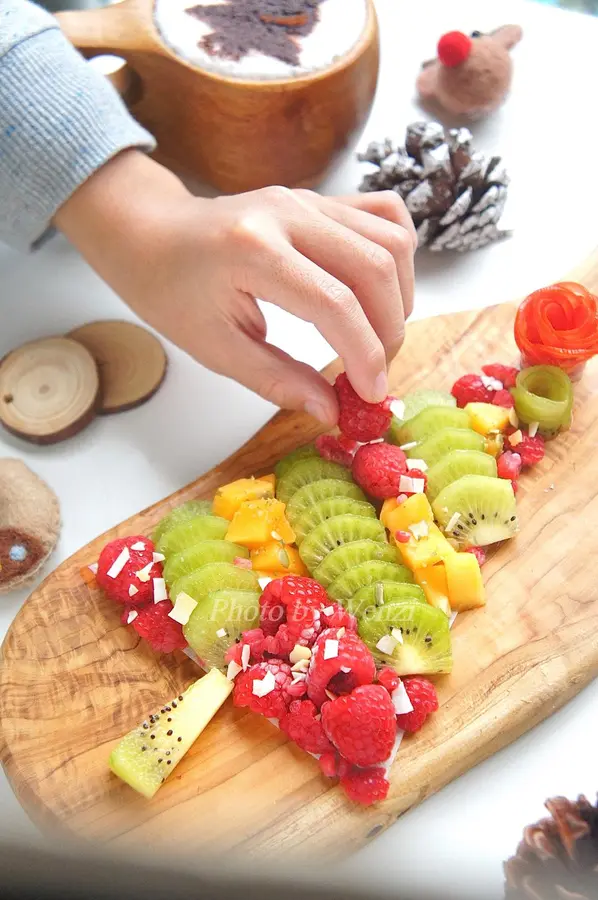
2;276;598;858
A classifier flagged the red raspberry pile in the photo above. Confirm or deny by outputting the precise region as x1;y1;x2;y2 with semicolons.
334;373;392;442
229;575;439;806
451;363;520;408
315;433;359;468
96;536;185;653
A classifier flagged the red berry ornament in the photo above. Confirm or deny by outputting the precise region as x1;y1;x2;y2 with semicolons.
437;31;472;68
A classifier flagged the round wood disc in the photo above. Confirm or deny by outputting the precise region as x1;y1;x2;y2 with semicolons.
68;320;167;414
0;337;100;445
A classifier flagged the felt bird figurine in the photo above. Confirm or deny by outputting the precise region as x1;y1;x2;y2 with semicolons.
417;25;523;120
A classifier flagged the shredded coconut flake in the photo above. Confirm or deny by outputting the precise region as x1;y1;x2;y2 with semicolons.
509;429;523;447
270;530;282;541
291;672;307;684
390;398;405;420
289;644;312;665
399;441;418;451
136;561;154;582
407;458;428;472
528;421;540;438
392;681;414;715
88;562;98;575
340;666;352;674
391;627;404;645
126;610;138;625
216;628;228;639
252;670;276;697
258;576;272;589
168;591;198;625
324;639;339;660
241;643;251;671
152;552;165;563
130;541;145;551
449;611;458;629
153;577;168;603
411;478;425;493
409;520;429;540
368;437;385;444
322;605;334;616
128;584;139;597
508;407;519;428
107;547;130;579
376;634;397;655
445;512;461;533
291;658;310;674
227;660;243;681
481;374;503;391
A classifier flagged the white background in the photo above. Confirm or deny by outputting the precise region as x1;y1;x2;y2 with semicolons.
1;0;598;896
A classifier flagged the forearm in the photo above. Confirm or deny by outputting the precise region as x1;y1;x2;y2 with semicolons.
0;0;156;251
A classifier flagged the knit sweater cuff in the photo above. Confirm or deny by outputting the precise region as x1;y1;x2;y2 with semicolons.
0;27;156;251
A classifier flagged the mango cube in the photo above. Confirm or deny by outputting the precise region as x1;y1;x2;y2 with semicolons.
225;498;295;549
260;473;276;489
213;477;274;520
385;493;434;536
484;433;505;458
380;497;399;530
414;565;451;616
251;543;307;576
465;402;511;436
444;552;486;611
397;522;456;570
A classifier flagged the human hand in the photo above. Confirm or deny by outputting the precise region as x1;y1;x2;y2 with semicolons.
55;150;416;426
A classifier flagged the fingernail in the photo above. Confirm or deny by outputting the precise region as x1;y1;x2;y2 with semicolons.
305;398;335;426
372;371;388;403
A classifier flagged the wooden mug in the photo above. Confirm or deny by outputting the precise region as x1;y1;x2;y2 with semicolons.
56;0;380;193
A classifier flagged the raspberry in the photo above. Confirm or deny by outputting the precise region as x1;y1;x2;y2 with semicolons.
131;601;187;653
351;443;408;499
497;451;522;481
319;751;338;778
96;536;162;606
280;699;334;755
451;374;493;407
321;602;357;632
340;766;390;806
465;546;487;567
322;684;397;767
482;364;519;389
315;434;359;468
233;659;293;720
513;433;545;466
259;579;286;636
334;373;392;442
395;676;439;733
307;627;376;708
377;667;400;694
259;576;328;646
492;389;515;408
285;678;308;699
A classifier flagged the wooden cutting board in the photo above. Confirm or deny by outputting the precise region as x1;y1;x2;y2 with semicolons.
2;253;598;860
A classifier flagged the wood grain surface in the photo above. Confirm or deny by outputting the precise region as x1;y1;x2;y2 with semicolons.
56;0;379;193
2;254;598;859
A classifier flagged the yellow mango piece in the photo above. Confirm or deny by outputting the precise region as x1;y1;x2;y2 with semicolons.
260;473;276;489
444;552;486;611
225;498;295;549
465;402;511;437
380;498;399;530
213;477;274;520
385;493;434;536
484;433;504;458
414;565;451;616
251;543;307;576
397;523;456;570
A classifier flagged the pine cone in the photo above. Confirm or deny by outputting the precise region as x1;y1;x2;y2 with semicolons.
358;121;511;252
504;795;598;900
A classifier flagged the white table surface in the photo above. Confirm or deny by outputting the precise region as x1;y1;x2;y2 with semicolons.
2;0;598;896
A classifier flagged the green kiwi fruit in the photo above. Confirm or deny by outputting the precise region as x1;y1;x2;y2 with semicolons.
408;427;486;467
170;561;258;605
163;540;249;587
152;500;213;545
285;479;367;526
347;581;426;618
293;497;376;544
358;599;452;675
393;406;470;446
156;515;229;556
425;449;498;504
388;390;456;439
433;474;518;547
276;458;353;505
313;540;398;588
183;589;261;670
274;443;319;481
299;515;387;573
327;559;414;602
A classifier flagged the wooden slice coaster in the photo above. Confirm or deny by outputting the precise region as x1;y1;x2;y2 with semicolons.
68;320;167;414
0;337;100;445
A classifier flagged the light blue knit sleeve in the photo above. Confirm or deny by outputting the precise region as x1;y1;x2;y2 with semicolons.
0;0;156;251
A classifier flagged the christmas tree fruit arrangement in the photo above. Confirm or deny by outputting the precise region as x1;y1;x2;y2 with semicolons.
89;281;598;808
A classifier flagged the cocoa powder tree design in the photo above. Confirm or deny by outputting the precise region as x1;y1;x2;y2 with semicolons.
186;1;328;66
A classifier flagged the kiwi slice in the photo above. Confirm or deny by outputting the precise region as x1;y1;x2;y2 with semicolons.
433;474;518;547
299;515;387;573
183;589;261;670
425;449;498;504
394;406;469;446
347;581;426;618
388;389;456;438
275;443;319;481
163;540;249;587
359;599;452;675
286;479;367;526
152;500;213;545
276;458;353;505
170;561;258;605
156;515;229;556
409;427;486;467
327;559;414;601
313;540;398;589
294;498;376;544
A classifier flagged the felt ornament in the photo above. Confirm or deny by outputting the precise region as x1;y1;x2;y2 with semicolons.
0;459;61;593
417;25;523;120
